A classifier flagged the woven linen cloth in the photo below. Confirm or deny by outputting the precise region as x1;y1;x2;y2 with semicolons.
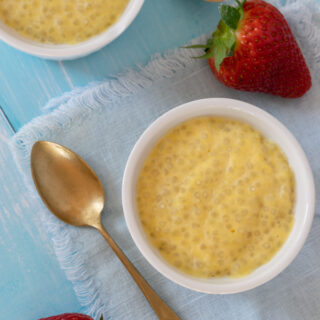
11;1;320;319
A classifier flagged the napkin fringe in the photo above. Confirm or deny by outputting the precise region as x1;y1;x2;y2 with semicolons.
46;219;108;319
42;35;208;113
9;1;320;318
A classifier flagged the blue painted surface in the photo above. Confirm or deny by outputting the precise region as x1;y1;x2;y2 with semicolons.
0;109;81;320
0;1;220;318
1;0;318;318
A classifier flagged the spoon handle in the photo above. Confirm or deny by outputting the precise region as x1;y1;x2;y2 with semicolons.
96;224;181;320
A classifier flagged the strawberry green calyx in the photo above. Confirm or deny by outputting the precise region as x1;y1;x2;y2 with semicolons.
186;0;246;70
211;19;236;70
220;1;244;29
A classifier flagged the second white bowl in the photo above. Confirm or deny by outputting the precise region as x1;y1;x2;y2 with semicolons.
122;98;315;294
0;0;144;60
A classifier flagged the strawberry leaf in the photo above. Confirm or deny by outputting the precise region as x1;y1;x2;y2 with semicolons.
217;21;235;49
193;50;214;59
219;5;240;30
212;39;226;70
227;43;236;57
212;20;236;70
184;0;246;68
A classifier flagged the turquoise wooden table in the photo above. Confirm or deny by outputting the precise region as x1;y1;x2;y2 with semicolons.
0;1;221;319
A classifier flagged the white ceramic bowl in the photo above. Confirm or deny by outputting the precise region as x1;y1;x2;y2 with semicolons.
122;98;315;294
0;0;144;60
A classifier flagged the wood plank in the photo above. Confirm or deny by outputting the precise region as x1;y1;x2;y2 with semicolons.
0;109;81;319
0;0;220;130
0;47;72;130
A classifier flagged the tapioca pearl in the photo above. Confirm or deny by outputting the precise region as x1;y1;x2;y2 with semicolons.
192;236;200;242
226;223;232;230
217;251;225;259
154;194;163;202
148;231;156;239
232;262;240;272
195;261;204;269
191;222;200;229
262;227;270;234
24;26;34;34
227;165;235;174
281;223;290;232
174;260;182;268
263;242;271;249
245;231;252;239
200;131;209;140
267;218;276;227
157;220;166;227
158;241;169;252
200;243;207;250
286;216;293;224
182;212;191;220
208;209;217;219
171;175;178;184
168;243;177;252
237;227;246;235
170;228;179;237
190;206;200;216
183;232;190;239
63;4;72;12
172;215;182;224
21;3;28;10
180;226;187;234
211;234;220;244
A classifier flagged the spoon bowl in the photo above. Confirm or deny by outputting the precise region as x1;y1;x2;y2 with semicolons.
31;141;180;320
31;141;104;227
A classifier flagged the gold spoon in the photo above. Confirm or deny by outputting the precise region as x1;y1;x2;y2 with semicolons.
31;141;180;320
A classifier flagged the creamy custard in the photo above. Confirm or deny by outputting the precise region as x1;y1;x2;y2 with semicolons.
0;0;129;44
137;117;295;278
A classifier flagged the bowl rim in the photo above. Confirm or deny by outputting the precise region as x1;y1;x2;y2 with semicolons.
122;98;315;294
0;0;144;60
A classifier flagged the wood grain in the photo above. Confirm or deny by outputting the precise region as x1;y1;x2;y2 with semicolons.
0;109;81;319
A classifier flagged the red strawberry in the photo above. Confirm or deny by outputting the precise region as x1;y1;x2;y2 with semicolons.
39;313;102;320
188;0;311;98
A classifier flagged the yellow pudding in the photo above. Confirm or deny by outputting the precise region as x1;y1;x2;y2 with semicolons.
137;117;295;278
0;0;129;44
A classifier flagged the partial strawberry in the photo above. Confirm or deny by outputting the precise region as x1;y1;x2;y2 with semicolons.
187;0;311;98
39;313;102;320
